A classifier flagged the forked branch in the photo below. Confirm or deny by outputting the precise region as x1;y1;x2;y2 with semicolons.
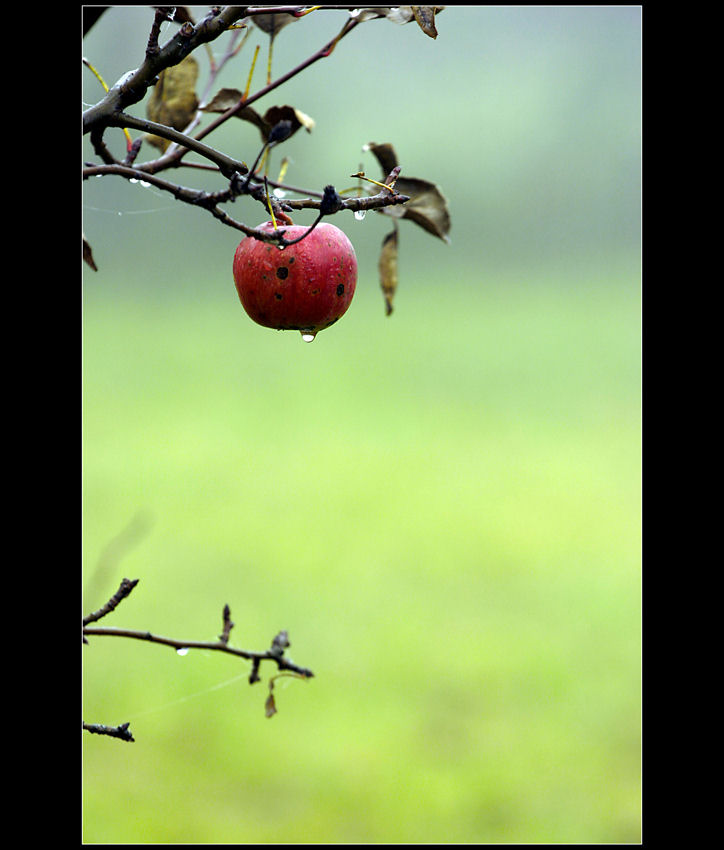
83;578;314;740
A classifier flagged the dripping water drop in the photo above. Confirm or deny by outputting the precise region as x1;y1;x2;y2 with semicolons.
354;209;366;221
176;647;189;656
301;332;316;343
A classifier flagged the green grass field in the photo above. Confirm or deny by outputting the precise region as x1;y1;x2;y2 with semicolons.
82;259;640;843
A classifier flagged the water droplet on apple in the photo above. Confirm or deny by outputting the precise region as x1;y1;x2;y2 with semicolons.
354;209;366;221
300;332;316;343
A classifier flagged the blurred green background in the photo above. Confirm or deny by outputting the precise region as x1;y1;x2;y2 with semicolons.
82;6;641;844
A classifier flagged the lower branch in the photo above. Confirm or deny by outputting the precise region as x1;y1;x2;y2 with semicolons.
82;625;314;679
82;721;135;742
82;163;410;243
83;580;313;737
108;112;249;178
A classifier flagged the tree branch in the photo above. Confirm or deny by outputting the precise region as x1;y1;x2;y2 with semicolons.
82;163;410;242
82;6;250;135
82;624;314;680
82;721;135;743
107;113;248;177
193;14;361;145
83;577;139;628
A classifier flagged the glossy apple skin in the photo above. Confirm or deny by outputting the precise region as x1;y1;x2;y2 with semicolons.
233;222;358;333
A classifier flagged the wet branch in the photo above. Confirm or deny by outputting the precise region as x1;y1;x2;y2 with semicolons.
82;6;404;250
82;163;410;243
83;578;314;740
83;623;314;679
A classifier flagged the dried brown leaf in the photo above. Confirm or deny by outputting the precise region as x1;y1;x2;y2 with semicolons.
385;176;451;242
83;234;98;271
363;142;399;177
412;6;439;38
202;96;314;143
201;87;243;113
145;55;199;151
264;105;315;136
365;142;451;243
251;12;298;38
379;228;399;316
265;692;277;718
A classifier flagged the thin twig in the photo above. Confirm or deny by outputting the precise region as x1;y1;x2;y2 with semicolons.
83;721;135;743
108;112;249;177
83;577;139;627
82;624;314;679
192;15;361;144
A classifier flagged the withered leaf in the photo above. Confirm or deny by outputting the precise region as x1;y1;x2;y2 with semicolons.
264;105;315;137
383;175;451;242
365;142;451;243
202;96;314;143
265;692;277;718
251;12;298;38
412;6;439;38
363;141;398;177
83;234;98;272
353;6;444;31
145;55;199;151
379;227;399;316
201;87;243;114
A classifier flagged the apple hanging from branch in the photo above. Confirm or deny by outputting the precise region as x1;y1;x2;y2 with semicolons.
233;220;358;342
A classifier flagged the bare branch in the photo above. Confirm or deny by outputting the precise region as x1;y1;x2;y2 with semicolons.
82;623;314;679
83;721;135;743
83;577;139;628
219;604;234;645
82;163;410;242
108;112;248;177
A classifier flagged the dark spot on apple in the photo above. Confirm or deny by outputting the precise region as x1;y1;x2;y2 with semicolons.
288;257;295;264
276;267;289;280
275;293;283;300
336;283;345;296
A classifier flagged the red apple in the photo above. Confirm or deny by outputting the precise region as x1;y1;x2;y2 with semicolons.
233;221;358;340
